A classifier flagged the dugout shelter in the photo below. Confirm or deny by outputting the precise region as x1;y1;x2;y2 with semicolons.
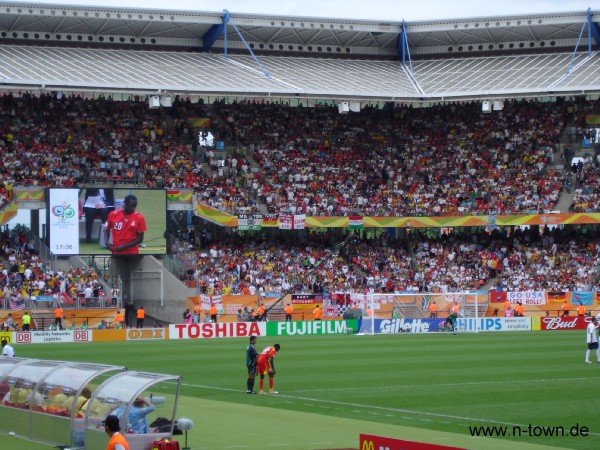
0;357;182;450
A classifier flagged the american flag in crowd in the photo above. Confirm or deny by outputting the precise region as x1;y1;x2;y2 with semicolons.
8;297;25;310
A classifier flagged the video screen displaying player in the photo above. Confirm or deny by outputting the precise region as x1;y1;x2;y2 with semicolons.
104;194;147;255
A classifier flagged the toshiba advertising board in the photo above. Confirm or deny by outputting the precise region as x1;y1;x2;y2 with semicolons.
169;322;267;339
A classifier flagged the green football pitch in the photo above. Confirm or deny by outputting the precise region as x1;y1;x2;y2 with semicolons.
1;331;598;450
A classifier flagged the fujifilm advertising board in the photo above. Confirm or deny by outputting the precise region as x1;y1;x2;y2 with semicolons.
268;320;356;336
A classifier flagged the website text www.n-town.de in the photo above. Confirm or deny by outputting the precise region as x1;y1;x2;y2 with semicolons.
469;423;590;438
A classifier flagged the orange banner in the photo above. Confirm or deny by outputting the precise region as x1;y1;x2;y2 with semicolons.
92;329;126;341
195;201;600;229
187;295;259;315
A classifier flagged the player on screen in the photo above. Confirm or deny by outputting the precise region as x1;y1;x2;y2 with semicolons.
257;344;280;395
104;195;147;255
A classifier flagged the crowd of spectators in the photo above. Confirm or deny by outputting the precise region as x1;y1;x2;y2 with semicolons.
569;146;600;212
0;92;600;301
0;227;103;307
211;98;572;216
176;226;600;296
0;92;596;218
488;227;600;292
0;92;198;189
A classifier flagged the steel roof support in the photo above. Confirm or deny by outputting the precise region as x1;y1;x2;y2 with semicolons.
212;10;270;78
398;20;418;88
202;10;229;52
567;8;597;74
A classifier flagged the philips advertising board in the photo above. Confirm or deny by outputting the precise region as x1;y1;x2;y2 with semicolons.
455;317;531;332
360;318;531;334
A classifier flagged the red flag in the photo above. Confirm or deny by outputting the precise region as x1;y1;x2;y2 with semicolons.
489;292;507;303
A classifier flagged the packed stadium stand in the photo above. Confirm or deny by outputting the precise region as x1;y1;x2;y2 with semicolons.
0;2;600;325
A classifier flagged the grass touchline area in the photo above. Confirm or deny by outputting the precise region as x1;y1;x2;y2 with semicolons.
6;331;599;449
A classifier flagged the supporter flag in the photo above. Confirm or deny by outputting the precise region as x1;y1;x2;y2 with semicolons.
187;117;211;128
336;305;350;316
200;294;223;312
238;214;262;231
547;291;567;303
293;214;306;230
167;190;180;201
572;291;594;306
279;214;293;230
262;214;278;227
8;297;25;310
60;293;75;305
349;216;364;230
486;214;498;232
279;214;306;230
586;114;600;125
421;294;432;311
489;291;507;303
292;294;323;310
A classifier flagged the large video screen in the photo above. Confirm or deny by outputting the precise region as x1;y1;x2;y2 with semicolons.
47;188;167;256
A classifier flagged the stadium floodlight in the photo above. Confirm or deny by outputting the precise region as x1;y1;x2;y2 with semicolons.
160;93;173;107
199;131;214;147
338;102;349;114
148;95;160;109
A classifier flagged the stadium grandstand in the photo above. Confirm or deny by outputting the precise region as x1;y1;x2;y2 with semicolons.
0;2;600;328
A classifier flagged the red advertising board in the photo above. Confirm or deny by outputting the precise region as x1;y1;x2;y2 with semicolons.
359;434;466;450
540;316;590;331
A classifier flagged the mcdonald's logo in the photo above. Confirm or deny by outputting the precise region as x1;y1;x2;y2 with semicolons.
360;433;466;450
361;441;375;450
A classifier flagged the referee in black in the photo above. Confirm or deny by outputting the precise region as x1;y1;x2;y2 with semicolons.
246;335;258;394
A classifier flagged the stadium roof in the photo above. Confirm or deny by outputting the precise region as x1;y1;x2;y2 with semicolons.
1;2;600;101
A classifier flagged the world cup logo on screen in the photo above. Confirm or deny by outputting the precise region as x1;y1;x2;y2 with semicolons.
51;201;75;222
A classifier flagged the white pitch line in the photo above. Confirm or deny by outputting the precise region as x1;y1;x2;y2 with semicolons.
287;376;599;393
182;381;600;437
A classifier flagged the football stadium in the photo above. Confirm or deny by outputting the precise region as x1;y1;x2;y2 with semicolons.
0;2;599;449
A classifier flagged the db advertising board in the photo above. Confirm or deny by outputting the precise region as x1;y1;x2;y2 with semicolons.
14;330;91;344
